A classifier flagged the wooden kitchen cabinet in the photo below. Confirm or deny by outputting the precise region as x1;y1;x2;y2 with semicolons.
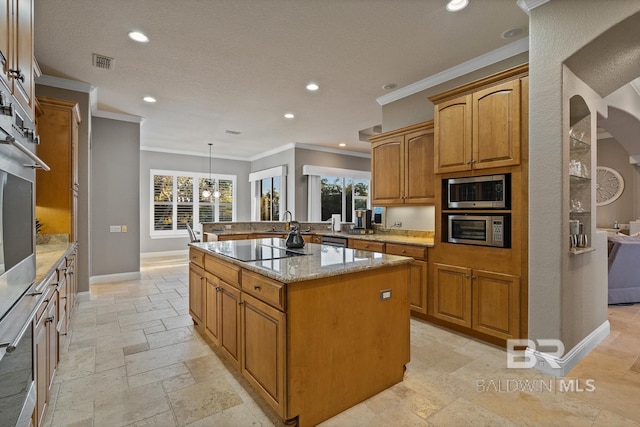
188;262;205;325
204;272;220;345
369;121;435;205
240;292;286;417
386;243;428;315
348;238;385;252
36;97;81;242
219;279;242;369
433;263;472;327
0;0;35;120
34;281;57;427
433;74;524;173
472;269;520;340
433;263;519;339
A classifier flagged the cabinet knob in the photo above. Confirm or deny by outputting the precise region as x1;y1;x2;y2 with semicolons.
254;285;261;291
471;275;477;279
401;250;406;253
238;301;245;306
9;68;25;83
465;274;470;278
215;287;221;292
470;159;476;164
364;245;369;248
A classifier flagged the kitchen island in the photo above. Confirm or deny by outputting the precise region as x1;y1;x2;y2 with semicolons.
188;238;412;427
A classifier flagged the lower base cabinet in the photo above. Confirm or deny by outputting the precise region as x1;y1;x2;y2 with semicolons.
190;247;409;427
240;292;286;417
219;280;241;369
433;263;520;340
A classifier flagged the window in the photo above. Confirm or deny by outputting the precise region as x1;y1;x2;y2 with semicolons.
303;165;371;222
249;166;287;221
151;170;236;237
320;176;369;222
260;176;280;221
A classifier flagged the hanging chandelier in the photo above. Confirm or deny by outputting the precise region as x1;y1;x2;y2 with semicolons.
202;143;220;199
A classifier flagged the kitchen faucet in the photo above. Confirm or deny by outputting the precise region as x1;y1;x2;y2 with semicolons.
284;210;293;230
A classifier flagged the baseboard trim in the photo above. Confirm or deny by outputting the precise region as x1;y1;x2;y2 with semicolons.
89;271;141;285
528;320;610;376
140;249;189;259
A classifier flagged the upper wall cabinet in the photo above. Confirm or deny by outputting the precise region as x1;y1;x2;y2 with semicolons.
431;66;527;174
0;0;34;121
369;121;435;206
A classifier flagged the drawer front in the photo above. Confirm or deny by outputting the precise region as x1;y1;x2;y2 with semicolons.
205;255;241;288
35;285;56;323
350;239;385;252
189;247;205;268
241;270;285;311
385;243;427;260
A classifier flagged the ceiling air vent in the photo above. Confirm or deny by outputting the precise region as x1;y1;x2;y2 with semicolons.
92;54;115;70
225;130;242;135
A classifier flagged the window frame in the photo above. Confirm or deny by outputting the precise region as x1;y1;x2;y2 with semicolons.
303;165;371;222
150;169;237;238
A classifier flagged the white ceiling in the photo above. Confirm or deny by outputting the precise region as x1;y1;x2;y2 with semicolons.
34;0;530;159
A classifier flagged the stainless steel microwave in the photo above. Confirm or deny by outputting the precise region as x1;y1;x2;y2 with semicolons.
447;214;509;248
446;174;509;209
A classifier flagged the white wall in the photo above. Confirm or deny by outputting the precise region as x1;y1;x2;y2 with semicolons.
529;1;640;355
91;117;140;277
139;150;252;254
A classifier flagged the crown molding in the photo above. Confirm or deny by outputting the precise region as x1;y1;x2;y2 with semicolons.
36;74;95;93
376;37;529;106
517;0;552;14
93;109;144;124
294;142;371;159
140;146;247;161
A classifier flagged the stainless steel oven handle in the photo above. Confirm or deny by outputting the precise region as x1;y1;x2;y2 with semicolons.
2;303;38;353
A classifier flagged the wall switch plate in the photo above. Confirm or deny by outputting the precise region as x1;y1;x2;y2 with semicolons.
121;225;128;233
379;289;392;301
110;225;122;233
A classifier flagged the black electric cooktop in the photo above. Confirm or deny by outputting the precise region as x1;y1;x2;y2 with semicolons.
211;238;309;262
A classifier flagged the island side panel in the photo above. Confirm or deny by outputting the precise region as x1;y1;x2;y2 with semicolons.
286;264;410;427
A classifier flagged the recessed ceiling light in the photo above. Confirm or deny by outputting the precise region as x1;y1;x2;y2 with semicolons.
143;96;156;103
446;0;469;12
128;31;149;43
501;26;525;39
306;83;319;91
382;83;398;90
339;143;346;147
284;113;295;119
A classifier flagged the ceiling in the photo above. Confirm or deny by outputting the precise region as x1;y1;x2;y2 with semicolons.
34;0;530;159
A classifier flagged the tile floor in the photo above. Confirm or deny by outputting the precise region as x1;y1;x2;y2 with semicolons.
43;256;640;426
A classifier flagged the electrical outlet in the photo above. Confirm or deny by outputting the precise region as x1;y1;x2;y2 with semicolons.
393;221;402;227
121;225;127;233
109;225;121;233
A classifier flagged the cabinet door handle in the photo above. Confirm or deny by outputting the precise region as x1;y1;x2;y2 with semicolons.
470;159;476;164
465;274;470;278
254;285;261;291
45;316;55;324
238;301;245;306
9;68;25;82
471;275;477;279
215;287;221;292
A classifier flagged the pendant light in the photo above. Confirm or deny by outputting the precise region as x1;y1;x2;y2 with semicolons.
202;143;213;199
202;143;220;199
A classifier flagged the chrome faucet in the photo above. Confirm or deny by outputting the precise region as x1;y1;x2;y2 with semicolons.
284;210;293;230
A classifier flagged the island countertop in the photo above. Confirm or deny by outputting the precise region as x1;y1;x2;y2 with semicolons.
189;238;413;284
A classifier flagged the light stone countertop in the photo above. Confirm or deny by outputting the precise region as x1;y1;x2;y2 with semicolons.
202;222;435;247
190;238;413;284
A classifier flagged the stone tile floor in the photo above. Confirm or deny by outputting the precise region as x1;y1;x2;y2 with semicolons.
44;256;640;426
